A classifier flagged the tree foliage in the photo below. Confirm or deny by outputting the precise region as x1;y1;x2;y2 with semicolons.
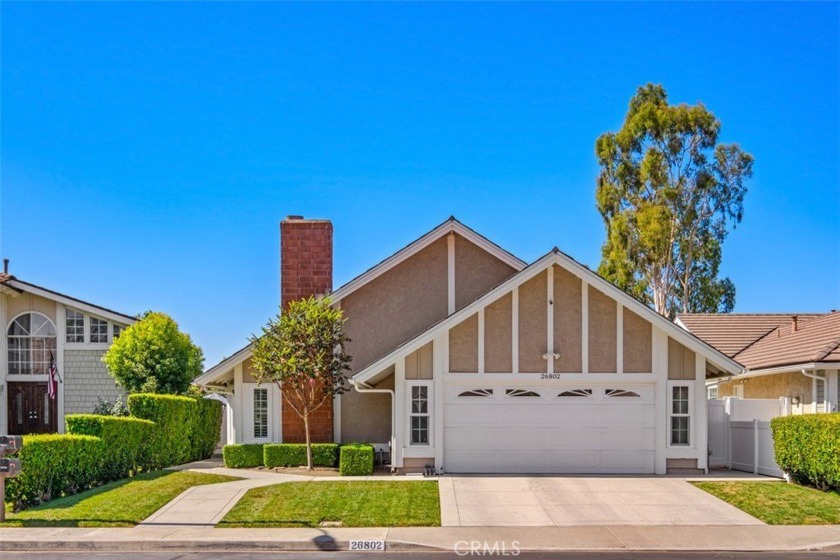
595;84;753;316
102;311;204;394
249;296;351;470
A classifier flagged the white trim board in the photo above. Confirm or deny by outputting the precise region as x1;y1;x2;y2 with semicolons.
352;249;744;385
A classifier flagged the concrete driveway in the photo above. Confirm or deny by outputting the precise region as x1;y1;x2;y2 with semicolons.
439;476;765;527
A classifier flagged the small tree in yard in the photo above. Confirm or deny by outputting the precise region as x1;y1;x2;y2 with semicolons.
250;296;351;470
103;311;204;394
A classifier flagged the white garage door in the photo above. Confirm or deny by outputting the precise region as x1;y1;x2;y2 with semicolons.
444;384;655;474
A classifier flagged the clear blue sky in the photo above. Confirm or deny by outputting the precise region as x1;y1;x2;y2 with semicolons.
2;3;838;366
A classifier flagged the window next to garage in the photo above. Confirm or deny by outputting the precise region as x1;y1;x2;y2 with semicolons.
408;382;432;445
670;385;691;445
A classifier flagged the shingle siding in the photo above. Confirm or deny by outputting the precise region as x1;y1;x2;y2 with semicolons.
64;349;125;414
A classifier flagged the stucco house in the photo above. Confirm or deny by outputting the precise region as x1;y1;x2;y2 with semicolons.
0;263;135;435
678;312;840;414
196;216;742;475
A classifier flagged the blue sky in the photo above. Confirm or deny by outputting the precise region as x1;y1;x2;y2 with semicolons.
2;3;838;365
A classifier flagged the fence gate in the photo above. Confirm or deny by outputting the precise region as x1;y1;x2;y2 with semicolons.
706;397;786;478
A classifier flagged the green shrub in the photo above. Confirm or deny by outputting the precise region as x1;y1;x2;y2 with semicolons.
772;413;840;490
6;434;104;510
190;397;223;462
223;444;265;468
128;393;220;468
263;443;340;468
339;443;375;476
66;414;155;479
129;393;196;468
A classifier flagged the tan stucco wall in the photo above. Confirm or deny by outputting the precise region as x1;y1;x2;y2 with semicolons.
401;457;435;473
668;338;696;380
405;342;433;380
519;271;548;373
553;265;582;373
450;314;479;373
454;234;517;310
340;237;448;372
623;308;652;373
718;371;814;402
241;356;258;383
340;372;394;444
588;287;616;373
484;293;512;373
6;293;57;324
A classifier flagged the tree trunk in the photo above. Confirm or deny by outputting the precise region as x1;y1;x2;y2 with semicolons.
303;411;313;470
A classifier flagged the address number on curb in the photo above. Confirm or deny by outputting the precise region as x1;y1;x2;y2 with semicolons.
349;539;385;552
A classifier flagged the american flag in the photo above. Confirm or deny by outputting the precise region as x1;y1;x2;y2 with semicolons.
48;351;60;400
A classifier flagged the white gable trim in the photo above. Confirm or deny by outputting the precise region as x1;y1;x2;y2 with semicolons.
328;218;525;304
194;344;253;386
353;250;743;384
6;279;136;324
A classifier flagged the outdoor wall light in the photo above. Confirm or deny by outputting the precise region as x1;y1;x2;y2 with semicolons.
792;396;801;406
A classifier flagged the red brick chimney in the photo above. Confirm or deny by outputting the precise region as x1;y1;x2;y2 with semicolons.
279;216;334;443
281;216;333;309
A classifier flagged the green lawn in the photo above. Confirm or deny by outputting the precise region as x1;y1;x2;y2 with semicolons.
2;470;239;527
693;481;840;525
219;480;441;528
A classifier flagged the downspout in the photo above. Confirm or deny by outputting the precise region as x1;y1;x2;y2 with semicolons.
351;379;396;471
800;369;826;413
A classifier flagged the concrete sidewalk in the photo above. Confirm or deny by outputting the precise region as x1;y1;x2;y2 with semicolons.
1;525;839;553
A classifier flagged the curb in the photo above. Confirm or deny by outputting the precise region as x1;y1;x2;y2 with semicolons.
0;539;442;553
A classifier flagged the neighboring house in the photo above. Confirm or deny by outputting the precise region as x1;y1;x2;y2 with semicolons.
678;312;840;414
195;216;741;474
0;264;135;435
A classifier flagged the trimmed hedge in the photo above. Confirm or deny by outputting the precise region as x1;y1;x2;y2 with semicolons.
223;444;265;468
772;413;840;490
66;414;155;479
128;393;222;469
191;397;224;461
264;443;340;468
6;434;104;510
339;443;375;476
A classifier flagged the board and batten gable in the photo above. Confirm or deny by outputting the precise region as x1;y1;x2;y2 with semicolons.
351;251;737;474
337;233;519;444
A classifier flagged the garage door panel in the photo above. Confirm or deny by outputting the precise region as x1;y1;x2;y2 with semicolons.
443;383;656;474
597;404;654;425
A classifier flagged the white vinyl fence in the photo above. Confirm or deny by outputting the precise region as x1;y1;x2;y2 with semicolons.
707;397;787;478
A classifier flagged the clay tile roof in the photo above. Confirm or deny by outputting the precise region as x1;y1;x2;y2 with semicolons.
734;311;840;370
676;313;820;358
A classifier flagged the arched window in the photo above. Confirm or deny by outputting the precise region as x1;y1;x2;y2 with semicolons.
7;312;57;375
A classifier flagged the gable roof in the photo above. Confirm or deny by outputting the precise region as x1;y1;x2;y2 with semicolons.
328;216;526;303
353;248;744;384
675;313;822;357
1;275;136;324
732;312;840;371
196;217;526;385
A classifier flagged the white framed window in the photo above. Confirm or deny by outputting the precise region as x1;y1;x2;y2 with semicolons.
407;381;432;446
707;385;718;400
90;317;108;343
66;309;85;343
669;384;691;446
253;388;268;439
112;324;124;339
7;312;57;375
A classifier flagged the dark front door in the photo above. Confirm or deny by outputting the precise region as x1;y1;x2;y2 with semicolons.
7;382;57;435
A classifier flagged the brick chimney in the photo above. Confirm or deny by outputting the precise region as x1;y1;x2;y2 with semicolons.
279;216;334;443
281;216;333;309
